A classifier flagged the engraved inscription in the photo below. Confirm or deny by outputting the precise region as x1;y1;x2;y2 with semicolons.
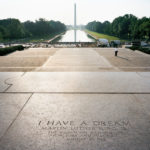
38;120;131;142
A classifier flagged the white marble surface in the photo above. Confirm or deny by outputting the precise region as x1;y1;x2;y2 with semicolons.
0;94;149;150
0;94;31;138
6;72;150;93
0;72;23;92
45;49;112;67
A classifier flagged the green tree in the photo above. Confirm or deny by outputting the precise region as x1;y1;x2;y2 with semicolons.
86;14;150;40
0;18;26;39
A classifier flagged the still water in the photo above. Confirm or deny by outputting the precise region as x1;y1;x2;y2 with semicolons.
57;30;95;42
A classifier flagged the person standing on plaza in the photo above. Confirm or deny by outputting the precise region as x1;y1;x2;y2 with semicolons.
114;47;118;56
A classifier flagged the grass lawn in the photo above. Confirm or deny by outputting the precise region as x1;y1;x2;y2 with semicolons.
85;30;125;41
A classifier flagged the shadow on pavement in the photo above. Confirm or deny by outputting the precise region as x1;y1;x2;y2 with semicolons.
117;56;129;61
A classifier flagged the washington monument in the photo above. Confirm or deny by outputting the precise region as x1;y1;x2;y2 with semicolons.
74;3;77;29
74;3;77;42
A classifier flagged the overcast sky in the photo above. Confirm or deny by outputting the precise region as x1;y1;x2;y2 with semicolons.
0;0;150;25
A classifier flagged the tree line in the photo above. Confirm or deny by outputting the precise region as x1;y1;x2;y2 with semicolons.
86;14;150;40
0;18;66;40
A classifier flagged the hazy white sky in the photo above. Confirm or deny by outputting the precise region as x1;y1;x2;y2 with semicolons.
0;0;150;25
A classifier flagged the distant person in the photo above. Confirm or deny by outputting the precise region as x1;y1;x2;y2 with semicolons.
114;47;118;56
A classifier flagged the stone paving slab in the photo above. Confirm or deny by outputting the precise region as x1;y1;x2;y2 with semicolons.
54;48;97;56
119;67;150;72
38;66;116;72
0;48;59;72
7;72;150;93
0;47;150;150
95;48;150;71
0;72;23;92
8;48;58;57
45;48;112;67
0;67;37;72
0;48;150;72
0;57;49;67
46;55;112;67
104;56;150;67
0;94;149;150
95;48;150;57
0;94;31;139
134;94;150;115
137;72;150;78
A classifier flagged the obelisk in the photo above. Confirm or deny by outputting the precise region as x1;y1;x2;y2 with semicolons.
74;3;77;42
74;3;76;29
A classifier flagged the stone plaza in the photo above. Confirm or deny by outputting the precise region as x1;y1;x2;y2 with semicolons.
0;48;150;150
